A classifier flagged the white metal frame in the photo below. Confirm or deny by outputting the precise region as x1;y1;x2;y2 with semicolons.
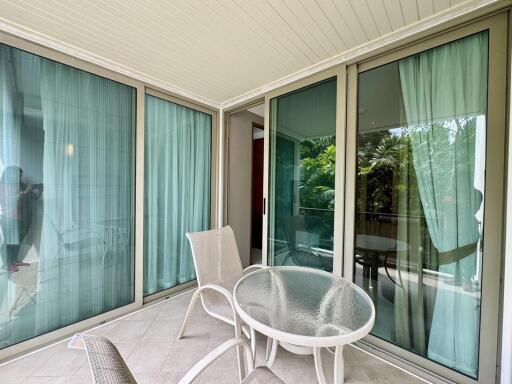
262;66;346;277
233;266;375;384
178;338;255;384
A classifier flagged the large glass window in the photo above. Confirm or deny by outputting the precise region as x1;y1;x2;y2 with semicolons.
143;95;211;296
354;32;488;378
268;78;336;271
0;45;136;349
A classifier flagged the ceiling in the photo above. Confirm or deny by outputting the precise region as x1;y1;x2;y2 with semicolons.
247;104;264;117
0;0;485;106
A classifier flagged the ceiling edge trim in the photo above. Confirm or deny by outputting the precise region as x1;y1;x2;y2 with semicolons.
221;0;507;110
0;17;221;109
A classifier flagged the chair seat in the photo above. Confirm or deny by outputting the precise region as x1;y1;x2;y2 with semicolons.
241;367;285;384
201;278;239;320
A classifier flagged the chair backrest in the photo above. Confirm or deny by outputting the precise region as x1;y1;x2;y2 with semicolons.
281;215;320;251
70;334;137;384
186;225;243;286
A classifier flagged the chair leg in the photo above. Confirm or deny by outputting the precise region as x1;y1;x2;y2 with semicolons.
235;317;246;381
250;327;256;366
177;289;202;340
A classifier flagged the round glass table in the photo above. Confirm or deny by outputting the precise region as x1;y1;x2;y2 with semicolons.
233;266;375;384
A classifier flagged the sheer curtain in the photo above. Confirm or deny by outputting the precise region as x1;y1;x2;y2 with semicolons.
144;95;211;296
0;46;21;341
35;59;135;334
398;32;488;377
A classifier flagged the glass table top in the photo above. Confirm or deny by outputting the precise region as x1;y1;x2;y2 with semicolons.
234;267;374;340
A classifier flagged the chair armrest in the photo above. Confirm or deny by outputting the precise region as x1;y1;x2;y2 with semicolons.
178;283;240;340
243;264;266;274
178;338;254;384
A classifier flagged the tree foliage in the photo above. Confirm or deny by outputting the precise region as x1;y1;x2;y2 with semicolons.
299;136;336;210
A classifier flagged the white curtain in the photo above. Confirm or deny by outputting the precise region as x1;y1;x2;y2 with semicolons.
35;59;135;333
398;31;488;377
143;95;211;296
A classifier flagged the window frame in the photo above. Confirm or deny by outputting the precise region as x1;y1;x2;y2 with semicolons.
262;65;346;276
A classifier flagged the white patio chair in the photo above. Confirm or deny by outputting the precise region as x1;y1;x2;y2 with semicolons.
176;226;264;376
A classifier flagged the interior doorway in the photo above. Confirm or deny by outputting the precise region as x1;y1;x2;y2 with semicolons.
251;123;264;263
225;103;265;266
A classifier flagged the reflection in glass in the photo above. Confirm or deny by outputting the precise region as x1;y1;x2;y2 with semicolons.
354;32;488;377
143;95;211;296
268;78;336;271
0;45;135;349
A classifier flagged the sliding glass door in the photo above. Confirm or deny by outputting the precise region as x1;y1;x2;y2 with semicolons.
0;44;136;349
266;77;337;271
143;93;212;296
347;15;506;383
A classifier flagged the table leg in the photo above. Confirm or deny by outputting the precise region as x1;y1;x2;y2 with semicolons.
334;345;344;384
313;347;327;384
266;338;278;368
370;261;379;311
265;337;272;361
362;264;370;293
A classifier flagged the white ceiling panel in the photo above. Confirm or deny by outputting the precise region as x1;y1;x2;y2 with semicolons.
0;0;490;105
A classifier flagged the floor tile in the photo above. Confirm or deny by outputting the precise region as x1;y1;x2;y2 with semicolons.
0;290;425;384
126;342;172;373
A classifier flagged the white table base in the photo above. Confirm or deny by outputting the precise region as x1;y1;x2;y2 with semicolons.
264;334;345;384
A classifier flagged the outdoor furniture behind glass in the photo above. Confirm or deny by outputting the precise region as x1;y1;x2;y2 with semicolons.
281;215;333;271
354;234;409;305
234;267;375;384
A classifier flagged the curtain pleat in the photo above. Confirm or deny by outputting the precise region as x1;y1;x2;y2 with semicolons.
143;95;211;296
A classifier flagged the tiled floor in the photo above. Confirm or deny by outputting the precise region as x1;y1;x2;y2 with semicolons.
0;290;426;383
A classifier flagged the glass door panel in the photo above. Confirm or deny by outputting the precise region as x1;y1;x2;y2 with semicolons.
268;78;336;271
354;31;488;378
0;44;136;349
143;95;211;296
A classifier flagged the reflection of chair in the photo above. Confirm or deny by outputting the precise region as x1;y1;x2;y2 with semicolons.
37;218;111;301
281;215;332;271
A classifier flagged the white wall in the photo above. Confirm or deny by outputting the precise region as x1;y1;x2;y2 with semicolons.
227;110;263;267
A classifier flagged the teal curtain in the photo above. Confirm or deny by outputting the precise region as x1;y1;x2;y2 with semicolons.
35;59;135;334
143;95;211;296
398;32;488;377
